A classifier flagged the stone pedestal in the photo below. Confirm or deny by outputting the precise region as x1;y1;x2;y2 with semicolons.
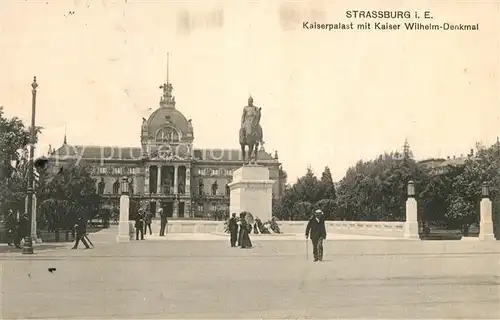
116;195;133;242
228;165;274;222
479;198;495;240
404;198;419;239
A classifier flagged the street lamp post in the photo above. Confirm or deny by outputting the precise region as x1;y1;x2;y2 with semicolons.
23;76;38;255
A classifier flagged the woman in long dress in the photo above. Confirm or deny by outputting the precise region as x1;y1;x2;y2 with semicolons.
239;213;253;249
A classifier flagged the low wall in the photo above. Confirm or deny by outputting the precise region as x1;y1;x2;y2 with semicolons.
278;221;405;238
153;220;405;238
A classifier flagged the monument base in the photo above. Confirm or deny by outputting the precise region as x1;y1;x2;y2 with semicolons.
228;165;275;222
404;198;419;239
116;221;133;243
479;199;495;241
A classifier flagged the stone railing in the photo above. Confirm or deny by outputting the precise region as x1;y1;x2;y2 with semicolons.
277;221;405;238
153;220;405;238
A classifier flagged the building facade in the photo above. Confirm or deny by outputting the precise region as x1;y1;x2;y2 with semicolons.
49;82;286;218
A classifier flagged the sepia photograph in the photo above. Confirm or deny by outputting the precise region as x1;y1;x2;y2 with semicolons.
0;0;498;319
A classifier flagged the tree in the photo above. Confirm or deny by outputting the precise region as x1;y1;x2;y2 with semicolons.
315;198;337;220
318;166;336;200
36;160;98;235
292;201;313;220
272;184;295;220
0;107;41;239
336;149;425;221
294;167;321;203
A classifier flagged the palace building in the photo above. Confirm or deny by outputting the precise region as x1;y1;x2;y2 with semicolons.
48;81;287;218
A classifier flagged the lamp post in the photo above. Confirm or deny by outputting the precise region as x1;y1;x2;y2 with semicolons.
23;76;38;255
479;181;494;240
481;182;489;198
121;177;129;195
117;177;131;242
407;180;415;198
404;179;419;239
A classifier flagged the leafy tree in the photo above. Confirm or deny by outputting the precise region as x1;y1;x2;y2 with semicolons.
318;166;336;200
294;167;321;203
292;201;313;220
0;107;41;239
272;184;295;220
336;149;425;221
36;160;98;234
315;198;337;220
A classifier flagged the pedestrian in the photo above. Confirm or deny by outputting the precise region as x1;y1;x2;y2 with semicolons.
72;217;90;249
305;209;327;262
228;213;238;247
159;207;168;236
13;214;25;249
135;211;145;240
239;212;253;249
144;209;153;236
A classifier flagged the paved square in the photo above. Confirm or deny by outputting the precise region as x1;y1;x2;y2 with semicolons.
1;238;499;319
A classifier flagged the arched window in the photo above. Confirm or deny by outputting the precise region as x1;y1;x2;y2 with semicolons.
97;178;105;194
156;127;180;142
112;181;119;194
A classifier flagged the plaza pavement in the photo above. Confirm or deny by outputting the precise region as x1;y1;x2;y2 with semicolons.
0;228;499;319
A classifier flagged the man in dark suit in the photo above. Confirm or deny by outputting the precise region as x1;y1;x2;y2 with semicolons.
144;210;153;236
135;211;145;240
228;213;238;247
72;217;90;249
305;209;327;262
159;207;168;236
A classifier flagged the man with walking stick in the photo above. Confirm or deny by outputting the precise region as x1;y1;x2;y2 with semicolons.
72;216;91;249
305;209;327;262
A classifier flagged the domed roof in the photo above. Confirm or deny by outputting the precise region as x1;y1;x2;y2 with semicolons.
147;106;191;137
144;82;193;141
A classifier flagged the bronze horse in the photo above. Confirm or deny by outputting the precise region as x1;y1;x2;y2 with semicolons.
239;107;263;165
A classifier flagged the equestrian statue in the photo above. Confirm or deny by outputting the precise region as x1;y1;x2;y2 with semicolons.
239;96;264;165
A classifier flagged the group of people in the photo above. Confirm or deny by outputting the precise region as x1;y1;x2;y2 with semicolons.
227;209;328;261
227;212;253;248
133;209;155;240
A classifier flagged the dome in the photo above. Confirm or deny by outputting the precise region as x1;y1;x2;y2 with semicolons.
146;106;192;140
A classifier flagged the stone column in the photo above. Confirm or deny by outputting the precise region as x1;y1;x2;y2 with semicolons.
132;170;138;195
404;198;419;239
117;193;132;242
31;194;38;241
144;165;150;194
185;166;191;217
185;166;191;195
156;199;162;216
173;165;179;195
479;197;495;240
157;165;162;194
173;199;179;218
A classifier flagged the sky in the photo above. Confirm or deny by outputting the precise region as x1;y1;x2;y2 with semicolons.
0;0;499;182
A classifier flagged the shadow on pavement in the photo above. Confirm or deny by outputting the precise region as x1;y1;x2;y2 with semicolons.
0;244;69;254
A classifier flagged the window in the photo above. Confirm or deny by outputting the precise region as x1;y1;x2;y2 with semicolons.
112;181;120;194
129;167;136;174
213;169;219;176
197;205;204;212
113;167;122;175
211;202;217;211
99;167;107;174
